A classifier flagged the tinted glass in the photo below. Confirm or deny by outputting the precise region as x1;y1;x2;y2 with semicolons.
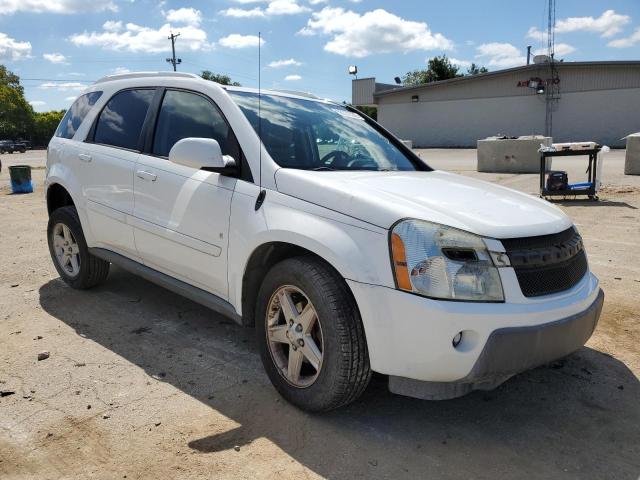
55;91;103;139
153;90;232;158
229;91;421;171
94;89;154;150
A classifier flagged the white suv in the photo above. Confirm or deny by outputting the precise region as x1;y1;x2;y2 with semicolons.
45;72;604;411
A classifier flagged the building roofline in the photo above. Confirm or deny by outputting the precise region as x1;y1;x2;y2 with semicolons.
373;60;640;98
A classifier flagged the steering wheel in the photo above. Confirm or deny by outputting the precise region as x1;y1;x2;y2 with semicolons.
320;150;351;168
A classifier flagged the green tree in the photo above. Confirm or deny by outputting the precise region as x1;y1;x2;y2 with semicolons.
32;110;65;146
200;70;241;86
0;65;24;95
402;55;462;86
0;84;33;139
467;63;489;75
402;55;489;86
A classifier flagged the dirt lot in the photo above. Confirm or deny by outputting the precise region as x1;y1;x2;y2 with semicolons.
1;150;639;479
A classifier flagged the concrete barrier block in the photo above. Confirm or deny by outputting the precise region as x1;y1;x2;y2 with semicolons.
624;134;640;175
400;139;413;149
477;136;552;173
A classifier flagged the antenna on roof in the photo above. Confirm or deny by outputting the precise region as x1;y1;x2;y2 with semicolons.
255;31;266;211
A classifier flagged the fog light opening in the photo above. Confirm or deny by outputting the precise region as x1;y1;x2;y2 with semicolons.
452;331;463;348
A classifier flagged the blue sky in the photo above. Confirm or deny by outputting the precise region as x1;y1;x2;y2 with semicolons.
0;0;638;112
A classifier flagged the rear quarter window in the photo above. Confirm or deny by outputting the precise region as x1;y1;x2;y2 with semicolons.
55;91;103;140
93;89;155;151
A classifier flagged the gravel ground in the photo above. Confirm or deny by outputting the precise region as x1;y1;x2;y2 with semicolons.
1;150;639;480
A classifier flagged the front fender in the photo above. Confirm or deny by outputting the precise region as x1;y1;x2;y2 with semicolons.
227;186;394;315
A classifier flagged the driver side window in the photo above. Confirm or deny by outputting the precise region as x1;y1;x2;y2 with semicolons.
152;90;239;160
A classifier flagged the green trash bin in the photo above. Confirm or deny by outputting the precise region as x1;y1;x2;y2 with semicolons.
9;165;33;193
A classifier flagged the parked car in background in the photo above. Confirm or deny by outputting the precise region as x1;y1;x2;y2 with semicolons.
0;140;26;153
44;72;603;412
0;140;14;154
17;140;32;150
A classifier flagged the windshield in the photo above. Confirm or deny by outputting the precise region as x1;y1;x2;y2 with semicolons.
229;91;425;171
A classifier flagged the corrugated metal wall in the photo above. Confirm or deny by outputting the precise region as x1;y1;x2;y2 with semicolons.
374;64;640;147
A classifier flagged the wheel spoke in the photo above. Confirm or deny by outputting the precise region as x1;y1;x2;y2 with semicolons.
62;225;72;242
70;255;80;275
69;244;80;255
53;234;65;248
301;336;322;371
298;304;316;334
268;325;290;344
279;290;298;322
287;348;304;383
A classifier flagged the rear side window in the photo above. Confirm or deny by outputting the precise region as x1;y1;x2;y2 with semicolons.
55;91;103;139
152;90;235;158
94;89;155;150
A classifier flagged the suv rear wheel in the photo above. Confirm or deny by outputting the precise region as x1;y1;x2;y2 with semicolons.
256;256;371;411
47;206;110;289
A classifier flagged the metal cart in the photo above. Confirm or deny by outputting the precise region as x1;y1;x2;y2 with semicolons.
540;145;601;201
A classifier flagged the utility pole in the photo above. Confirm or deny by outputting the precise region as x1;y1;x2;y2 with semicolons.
166;32;182;71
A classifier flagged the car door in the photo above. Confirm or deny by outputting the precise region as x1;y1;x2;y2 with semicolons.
78;88;155;259
131;89;239;298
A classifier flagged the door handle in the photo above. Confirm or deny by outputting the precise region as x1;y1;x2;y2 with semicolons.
136;170;157;182
78;153;92;163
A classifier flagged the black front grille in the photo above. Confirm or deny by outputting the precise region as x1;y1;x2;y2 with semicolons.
501;227;589;297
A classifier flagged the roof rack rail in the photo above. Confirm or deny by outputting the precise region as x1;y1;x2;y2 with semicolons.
94;71;201;85
272;89;320;100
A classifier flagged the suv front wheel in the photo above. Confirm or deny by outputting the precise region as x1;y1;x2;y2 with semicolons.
47;206;110;289
256;256;371;411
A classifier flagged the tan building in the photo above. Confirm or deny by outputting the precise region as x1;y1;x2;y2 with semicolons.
352;61;640;148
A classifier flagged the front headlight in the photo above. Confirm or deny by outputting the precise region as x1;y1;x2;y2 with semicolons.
390;219;504;301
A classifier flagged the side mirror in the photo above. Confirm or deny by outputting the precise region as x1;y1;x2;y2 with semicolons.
168;138;237;175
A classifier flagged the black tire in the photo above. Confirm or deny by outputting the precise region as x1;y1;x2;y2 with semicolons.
47;206;110;289
256;256;371;412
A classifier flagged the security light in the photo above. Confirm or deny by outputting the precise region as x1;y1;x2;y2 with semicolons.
348;65;358;76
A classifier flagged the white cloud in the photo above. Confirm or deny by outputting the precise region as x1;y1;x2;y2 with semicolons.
222;0;309;17
449;57;472;68
69;22;211;53
299;7;453;58
231;0;267;3
608;28;640;48
43;52;67;64
528;9;631;41
556;9;630;38
222;7;264;17
266;0;309;15
29;100;46;106
308;0;327;4
284;74;302;81
164;7;202;26
0;32;31;61
64;96;77;101
218;34;264;49
268;58;301;68
475;43;525;68
111;66;130;74
0;0;117;15
526;27;547;42
103;20;122;32
533;43;575;57
39;81;87;91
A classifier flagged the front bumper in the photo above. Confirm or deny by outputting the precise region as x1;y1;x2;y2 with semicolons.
347;271;602;386
389;288;603;399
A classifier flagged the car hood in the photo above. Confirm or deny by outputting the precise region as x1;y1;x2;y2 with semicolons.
274;169;572;238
